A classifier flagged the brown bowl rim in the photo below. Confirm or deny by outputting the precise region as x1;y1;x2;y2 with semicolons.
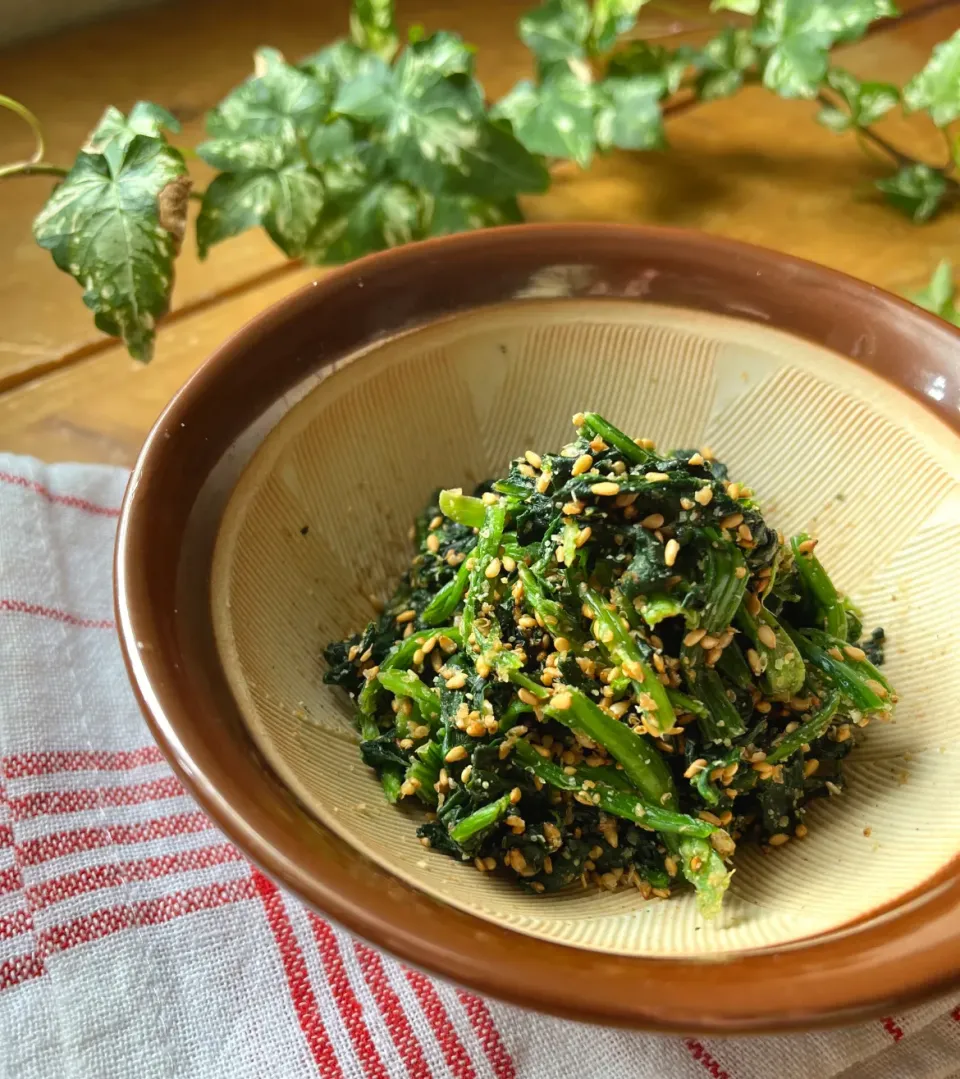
116;223;960;1033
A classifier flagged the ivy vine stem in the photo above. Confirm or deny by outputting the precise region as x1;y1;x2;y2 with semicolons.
0;95;69;180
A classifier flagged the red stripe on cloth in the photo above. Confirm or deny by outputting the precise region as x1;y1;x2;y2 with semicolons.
951;1004;960;1022
0;909;31;941
38;877;256;955
685;1039;733;1079
0;599;114;630
405;969;477;1079
881;1016;905;1042
353;942;433;1079
308;915;389;1079
26;843;244;910
456;991;516;1079
0;868;20;896
0;824;11;847
3;746;165;778
18;811;214;867
252;869;344;1079
0;952;45;992
10;776;184;820
0;471;120;518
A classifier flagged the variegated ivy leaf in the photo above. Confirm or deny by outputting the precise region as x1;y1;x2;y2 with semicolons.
492;71;597;167
85;101;181;158
816;68;899;131
349;0;398;62
595;75;665;151
196;49;354;256
425;193;523;236
306;182;423;263
903;29;960;127
518;0;592;70
875;163;947;223
754;0;899;100
334;33;548;198
607;41;690;96
33;133;190;362
694;29;758;101
591;0;652;55
196;159;326;258
908;260;960;327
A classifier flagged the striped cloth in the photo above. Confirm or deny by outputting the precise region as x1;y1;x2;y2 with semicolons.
1;454;959;1079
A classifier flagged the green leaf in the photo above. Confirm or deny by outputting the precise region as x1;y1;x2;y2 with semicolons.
907;260;960;327
875;163;947;223
426;193;523;235
710;0;759;12
595;75;665;151
33;134;189;361
197;160;325;258
817;67;899;131
335;37;547;199
493;71;597;167
754;0;898;100
349;0;399;61
300;40;372;93
694;28;758;101
306;182;423;263
86;101;180;161
518;0;592;69
606;41;689;95
205;47;330;145
591;0;651;55
903;29;960;127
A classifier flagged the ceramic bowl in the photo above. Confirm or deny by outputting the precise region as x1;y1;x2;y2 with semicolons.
116;225;960;1033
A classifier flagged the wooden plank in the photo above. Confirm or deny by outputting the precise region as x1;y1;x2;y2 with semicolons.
0;266;322;466
0;0;709;387
0;0;945;386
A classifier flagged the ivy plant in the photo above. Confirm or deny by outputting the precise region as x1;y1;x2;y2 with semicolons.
2;0;960;360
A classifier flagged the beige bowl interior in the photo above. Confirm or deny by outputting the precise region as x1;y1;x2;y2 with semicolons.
211;299;960;958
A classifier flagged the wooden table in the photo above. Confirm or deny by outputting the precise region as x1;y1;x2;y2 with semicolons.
1;0;958;466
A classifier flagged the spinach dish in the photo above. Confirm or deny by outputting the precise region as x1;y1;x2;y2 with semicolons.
323;412;895;915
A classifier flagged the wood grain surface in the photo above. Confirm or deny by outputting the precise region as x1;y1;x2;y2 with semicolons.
1;0;958;465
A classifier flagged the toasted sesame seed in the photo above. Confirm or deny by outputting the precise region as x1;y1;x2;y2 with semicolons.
683;758;708;779
426;533;441;554
664;855;678;877
483;557;501;580
445;745;468;763
768;833;790;846
466;721;486;737
645;472;670;483
517;688;541;707
694;486;713;506
757;624;777;650
553;636;572;653
687;453;704;466
683;628;706;648
721;512;743;530
412;649;424;666
572;412;585;427
445;671;467;690
637;692;658;712
727;482;741;500
864;678;888;698
551;691;573;711
535;472;550;494
641;513;665;529
615;491;639;508
797;538;818;555
396;609;416;624
680;497;695;510
699;634;719;650
698;811;722;827
525;450;542;470
509;786;522;804
562;500;583;516
481;491;499;505
745;591;761;616
844;645;867;662
589;436;607;453
571;453;594;477
517;463;535;478
575;526;592;548
621;659;645;681
734;565;747;578
795;824;808;838
803;758;820;778
664;539;680;567
609;700;630;718
590;481;620;496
